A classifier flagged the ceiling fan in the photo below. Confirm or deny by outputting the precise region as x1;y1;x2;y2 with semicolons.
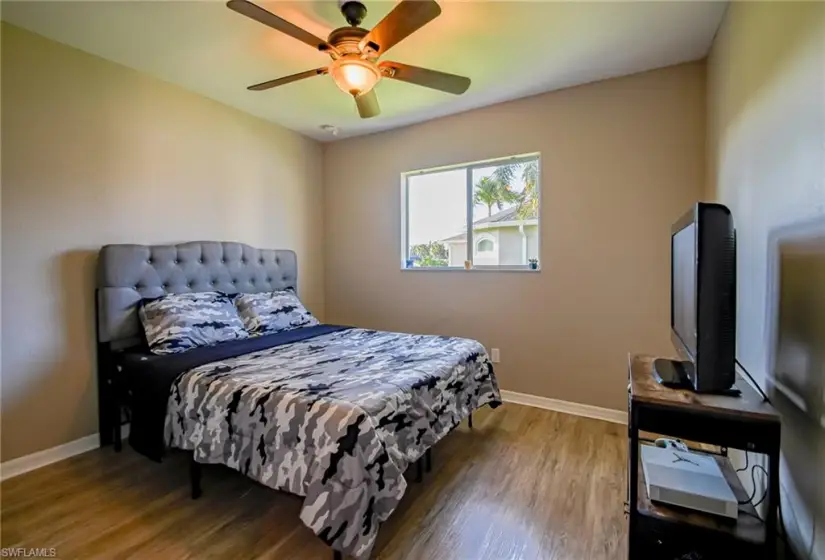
226;0;471;119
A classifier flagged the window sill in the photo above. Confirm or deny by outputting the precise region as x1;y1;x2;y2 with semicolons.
400;266;541;273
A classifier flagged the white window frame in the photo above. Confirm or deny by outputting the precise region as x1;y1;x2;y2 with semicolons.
401;153;541;272
475;234;496;254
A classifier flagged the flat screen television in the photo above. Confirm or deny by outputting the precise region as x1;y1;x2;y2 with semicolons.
654;202;737;393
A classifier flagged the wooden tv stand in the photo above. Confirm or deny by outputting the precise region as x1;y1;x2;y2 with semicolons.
627;354;781;559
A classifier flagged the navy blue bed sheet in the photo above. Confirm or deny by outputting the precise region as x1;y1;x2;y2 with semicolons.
118;324;350;461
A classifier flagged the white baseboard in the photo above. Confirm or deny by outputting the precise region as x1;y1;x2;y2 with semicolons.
1;395;625;481
0;425;129;482
501;390;627;425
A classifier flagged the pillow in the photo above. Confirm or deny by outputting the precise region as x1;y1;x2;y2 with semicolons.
138;291;248;355
234;289;319;336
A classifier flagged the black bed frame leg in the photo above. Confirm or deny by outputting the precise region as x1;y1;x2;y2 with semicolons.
468;413;473;429
333;551;342;560
425;448;432;473
112;372;123;452
415;458;423;483
113;409;122;452
190;455;202;500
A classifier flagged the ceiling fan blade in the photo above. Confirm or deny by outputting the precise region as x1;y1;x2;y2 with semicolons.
379;61;470;95
227;0;331;52
359;0;441;56
355;90;381;118
247;68;327;91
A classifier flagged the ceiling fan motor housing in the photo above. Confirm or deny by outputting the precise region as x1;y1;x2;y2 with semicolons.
339;1;368;27
327;26;368;55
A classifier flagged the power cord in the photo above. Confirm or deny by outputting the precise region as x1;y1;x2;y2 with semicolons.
732;361;817;558
735;358;770;402
737;453;768;507
731;362;776;532
735;449;749;473
751;465;770;509
734;445;815;558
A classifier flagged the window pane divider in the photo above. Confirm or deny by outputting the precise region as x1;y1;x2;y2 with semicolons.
404;179;410;264
465;166;473;268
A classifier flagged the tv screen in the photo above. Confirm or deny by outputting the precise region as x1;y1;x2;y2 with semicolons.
672;223;697;358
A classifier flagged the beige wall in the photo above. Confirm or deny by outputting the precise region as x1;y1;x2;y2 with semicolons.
0;24;324;461
323;62;706;412
706;3;825;558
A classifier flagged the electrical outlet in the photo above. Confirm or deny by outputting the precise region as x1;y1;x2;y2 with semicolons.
491;348;500;363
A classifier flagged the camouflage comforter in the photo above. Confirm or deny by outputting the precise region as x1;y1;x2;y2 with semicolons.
165;328;501;558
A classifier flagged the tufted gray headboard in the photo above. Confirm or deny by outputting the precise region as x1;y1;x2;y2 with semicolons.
96;241;297;348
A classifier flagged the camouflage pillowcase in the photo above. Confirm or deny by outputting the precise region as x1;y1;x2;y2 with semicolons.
138;291;248;355
234;290;319;336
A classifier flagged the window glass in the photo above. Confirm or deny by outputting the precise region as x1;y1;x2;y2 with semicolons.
403;155;540;270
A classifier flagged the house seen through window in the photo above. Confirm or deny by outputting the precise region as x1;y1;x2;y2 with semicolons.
402;154;540;270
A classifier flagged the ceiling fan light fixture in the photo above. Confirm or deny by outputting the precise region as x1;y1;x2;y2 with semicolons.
329;57;381;96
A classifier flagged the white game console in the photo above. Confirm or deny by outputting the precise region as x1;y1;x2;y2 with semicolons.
641;445;739;519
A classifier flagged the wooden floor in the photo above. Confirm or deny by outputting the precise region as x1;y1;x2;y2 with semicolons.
0;404;628;559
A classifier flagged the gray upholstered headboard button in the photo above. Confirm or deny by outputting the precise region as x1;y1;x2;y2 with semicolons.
96;241;297;347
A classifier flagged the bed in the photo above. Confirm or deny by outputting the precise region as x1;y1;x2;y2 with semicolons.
95;241;501;559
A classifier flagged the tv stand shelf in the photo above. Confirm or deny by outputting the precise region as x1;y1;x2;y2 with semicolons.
627;354;781;559
636;450;765;544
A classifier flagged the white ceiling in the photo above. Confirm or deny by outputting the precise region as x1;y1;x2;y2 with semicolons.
2;1;726;141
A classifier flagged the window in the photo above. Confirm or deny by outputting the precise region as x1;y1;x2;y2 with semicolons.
402;154;540;270
476;237;495;253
